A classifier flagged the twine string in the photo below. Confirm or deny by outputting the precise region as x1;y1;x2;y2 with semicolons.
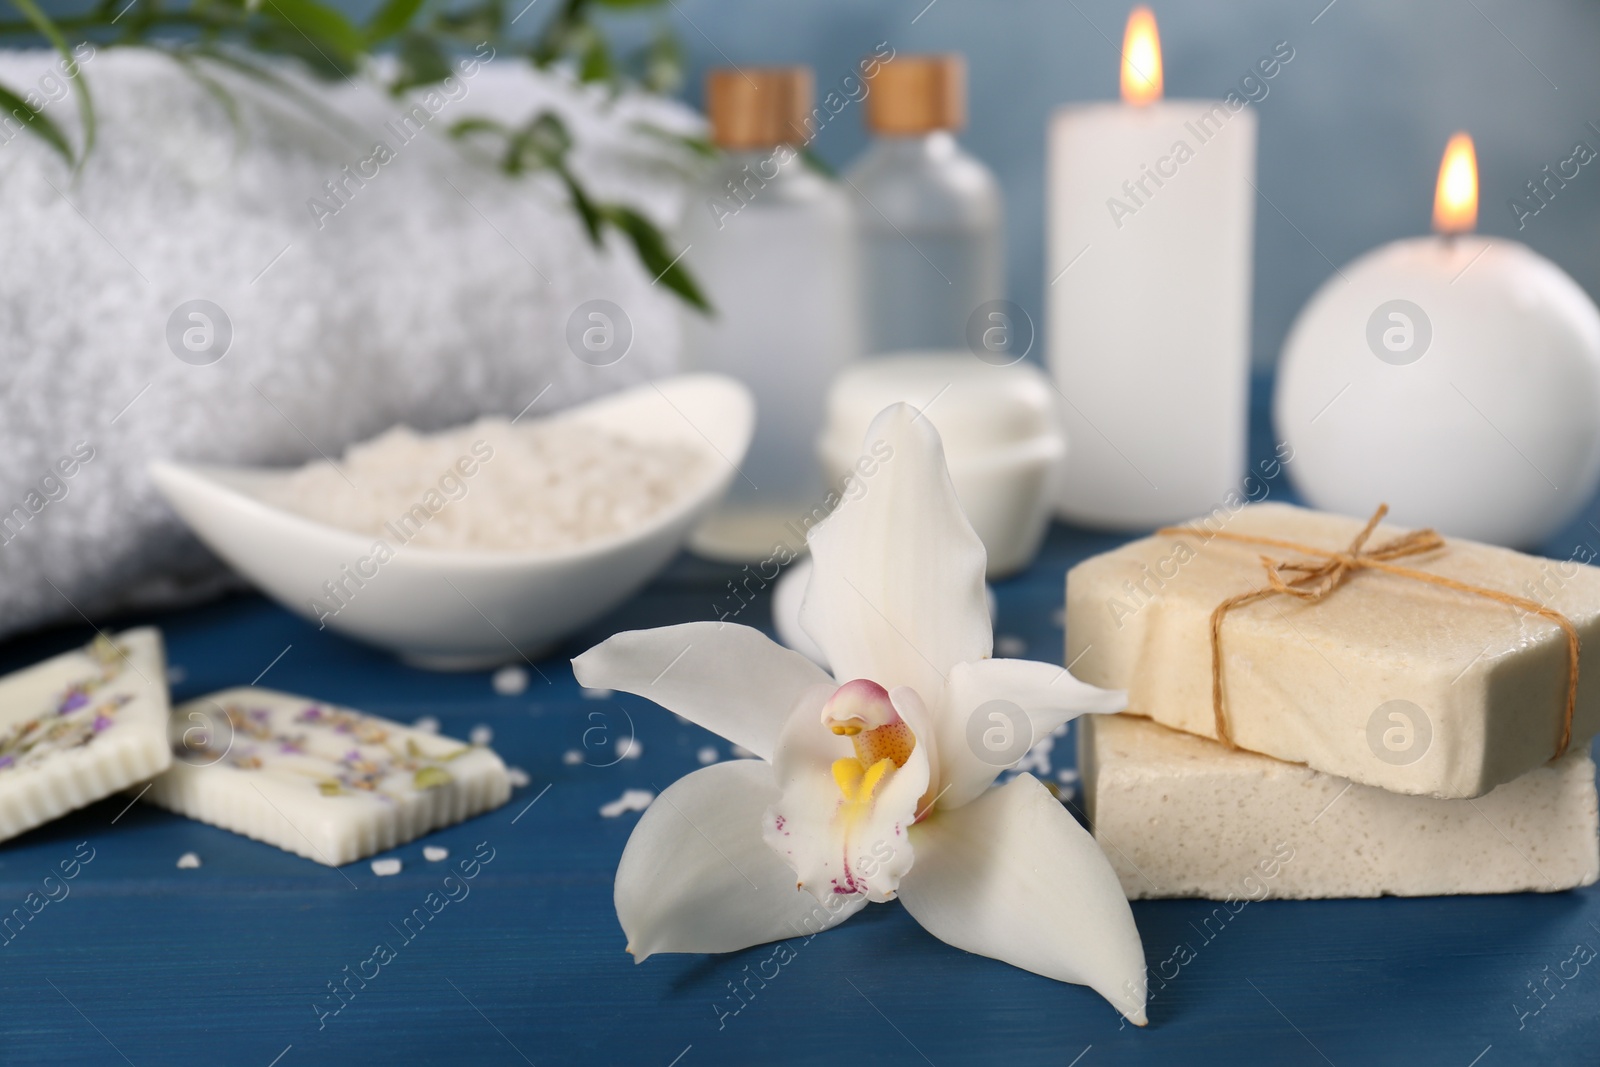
1155;504;1578;760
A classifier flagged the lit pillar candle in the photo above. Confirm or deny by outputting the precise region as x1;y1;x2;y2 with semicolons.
1047;6;1258;528
1274;133;1600;547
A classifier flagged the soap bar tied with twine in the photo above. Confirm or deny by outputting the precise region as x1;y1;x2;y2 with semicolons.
1155;504;1580;760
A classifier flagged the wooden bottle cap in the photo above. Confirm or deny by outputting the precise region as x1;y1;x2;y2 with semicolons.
865;54;966;135
705;67;814;149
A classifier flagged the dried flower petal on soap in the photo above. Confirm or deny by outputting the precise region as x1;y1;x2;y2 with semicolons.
414;766;453;789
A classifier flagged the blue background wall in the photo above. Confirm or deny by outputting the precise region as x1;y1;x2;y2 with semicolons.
641;0;1600;368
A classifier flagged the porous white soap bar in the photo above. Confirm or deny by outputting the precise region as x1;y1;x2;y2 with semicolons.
1080;713;1600;899
0;628;171;842
144;688;510;866
1066;502;1600;798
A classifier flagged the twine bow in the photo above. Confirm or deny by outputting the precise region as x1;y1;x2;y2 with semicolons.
1156;504;1579;760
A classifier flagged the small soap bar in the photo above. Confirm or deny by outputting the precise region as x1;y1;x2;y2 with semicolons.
1066;502;1600;798
144;688;510;866
1080;713;1600;900
0;628;171;842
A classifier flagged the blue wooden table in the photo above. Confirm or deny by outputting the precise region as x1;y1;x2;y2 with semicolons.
4;391;1599;1066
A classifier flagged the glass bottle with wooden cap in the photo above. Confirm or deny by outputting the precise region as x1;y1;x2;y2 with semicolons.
846;53;1004;355
681;66;863;563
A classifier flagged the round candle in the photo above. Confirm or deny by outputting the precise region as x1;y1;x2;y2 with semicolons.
1275;133;1600;547
1048;6;1258;529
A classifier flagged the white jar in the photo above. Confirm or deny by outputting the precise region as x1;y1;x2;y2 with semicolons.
817;353;1065;577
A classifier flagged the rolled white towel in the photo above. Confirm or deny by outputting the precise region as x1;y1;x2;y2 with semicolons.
0;48;701;639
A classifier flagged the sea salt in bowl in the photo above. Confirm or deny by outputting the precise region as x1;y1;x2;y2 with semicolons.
149;375;753;668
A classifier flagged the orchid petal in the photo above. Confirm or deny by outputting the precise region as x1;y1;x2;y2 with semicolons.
933;659;1128;810
572;622;834;760
764;683;930;904
898;773;1148;1026
801;403;991;699
616;759;866;960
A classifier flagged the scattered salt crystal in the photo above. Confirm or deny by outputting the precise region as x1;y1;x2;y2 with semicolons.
581;688;614;701
600;789;655;817
1016;735;1054;775
995;634;1027;658
562;749;584;765
371;858;402;876
731;744;758;759
492;665;529;695
1059;783;1078;802
470;724;493;746
166;665;187;686
423;846;449;862
507;767;531;788
1057;768;1080;784
412;715;440;734
176;852;201;869
1051;607;1066;628
696;746;718;765
618;738;642;760
254;418;707;553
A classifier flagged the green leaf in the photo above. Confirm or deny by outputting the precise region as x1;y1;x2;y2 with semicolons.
631;120;716;159
365;0;424;44
390;31;453;92
631;22;681;94
167;49;246;155
6;0;92;163
432;1;502;42
798;146;836;180
562;169;604;243
449;116;508;140
190;44;362;137
576;30;612;84
260;0;365;66
413;765;453;789
604;204;711;314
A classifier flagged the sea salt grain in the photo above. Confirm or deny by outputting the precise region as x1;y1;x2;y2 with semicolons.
256;418;706;554
507;767;531;788
423;846;449;862
176;852;201;869
562;749;583;765
371;858;402;876
492;666;529;695
995;635;1027;658
600;789;655;817
696;747;718;765
618;738;642;760
470;725;493;746
412;716;440;734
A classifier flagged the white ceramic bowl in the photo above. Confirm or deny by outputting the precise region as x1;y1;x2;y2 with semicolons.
149;375;754;669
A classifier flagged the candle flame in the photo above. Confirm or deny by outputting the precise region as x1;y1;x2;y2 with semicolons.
1120;6;1163;106
1433;131;1478;235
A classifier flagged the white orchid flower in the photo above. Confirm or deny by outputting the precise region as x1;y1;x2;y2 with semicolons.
572;403;1148;1025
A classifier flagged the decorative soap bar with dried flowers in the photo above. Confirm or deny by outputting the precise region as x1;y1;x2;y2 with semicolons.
0;628;171;842
144;688;509;866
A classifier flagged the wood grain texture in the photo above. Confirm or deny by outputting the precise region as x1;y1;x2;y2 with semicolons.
1;382;1597;1064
